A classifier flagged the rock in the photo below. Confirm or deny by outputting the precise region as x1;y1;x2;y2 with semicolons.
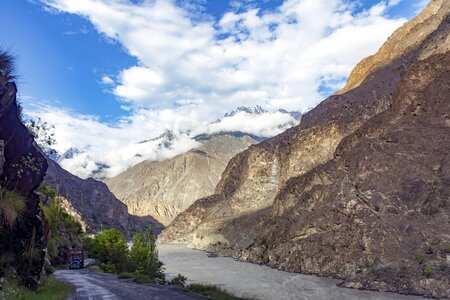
0;76;48;289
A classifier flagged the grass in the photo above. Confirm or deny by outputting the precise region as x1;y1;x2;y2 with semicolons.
0;275;73;300
117;272;133;279
186;284;251;300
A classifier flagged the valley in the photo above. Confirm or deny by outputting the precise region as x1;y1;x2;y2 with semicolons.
1;0;449;299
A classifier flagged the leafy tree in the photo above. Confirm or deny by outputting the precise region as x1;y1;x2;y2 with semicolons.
92;229;129;273
130;227;165;282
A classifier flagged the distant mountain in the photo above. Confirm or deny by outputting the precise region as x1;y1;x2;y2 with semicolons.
223;105;267;117
106;132;258;225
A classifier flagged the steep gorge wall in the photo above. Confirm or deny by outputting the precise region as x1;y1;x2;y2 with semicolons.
0;80;48;289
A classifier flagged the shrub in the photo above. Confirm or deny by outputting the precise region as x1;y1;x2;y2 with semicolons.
117;272;133;279
415;253;425;264
0;189;26;229
170;274;187;287
422;265;432;277
445;243;450;254
133;273;155;284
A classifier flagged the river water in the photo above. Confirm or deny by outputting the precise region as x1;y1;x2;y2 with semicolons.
158;244;425;300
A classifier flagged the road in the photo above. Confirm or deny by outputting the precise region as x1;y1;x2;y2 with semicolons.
54;267;203;300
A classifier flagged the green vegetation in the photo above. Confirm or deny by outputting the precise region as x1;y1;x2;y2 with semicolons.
38;183;83;262
0;275;73;300
186;284;251;300
422;265;432;277
415;253;425;264
117;272;133;279
130;228;165;283
0;189;26;230
170;274;187;286
85;227;166;284
445;243;450;254
87;228;129;273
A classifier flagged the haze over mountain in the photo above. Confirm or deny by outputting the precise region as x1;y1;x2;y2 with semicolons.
159;0;450;297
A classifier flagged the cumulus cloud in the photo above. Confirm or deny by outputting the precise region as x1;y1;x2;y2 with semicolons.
34;0;413;178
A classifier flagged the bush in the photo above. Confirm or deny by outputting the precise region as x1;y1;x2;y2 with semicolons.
170;274;187;287
117;272;133;279
133;273;155;284
422;265;432;277
0;189;26;229
445;244;450;254
415;253;425;264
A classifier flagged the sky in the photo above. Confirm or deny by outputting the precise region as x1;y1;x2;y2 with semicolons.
0;0;430;178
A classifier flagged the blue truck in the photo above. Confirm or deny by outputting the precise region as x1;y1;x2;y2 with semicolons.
68;249;84;269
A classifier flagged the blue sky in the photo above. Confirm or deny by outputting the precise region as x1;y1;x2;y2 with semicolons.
1;0;426;121
0;0;430;178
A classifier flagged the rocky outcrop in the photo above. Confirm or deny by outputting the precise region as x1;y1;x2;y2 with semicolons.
160;1;450;297
0;69;48;288
106;132;257;225
45;159;162;234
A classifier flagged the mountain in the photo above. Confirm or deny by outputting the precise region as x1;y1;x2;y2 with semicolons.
44;159;162;234
106;132;258;225
159;1;450;297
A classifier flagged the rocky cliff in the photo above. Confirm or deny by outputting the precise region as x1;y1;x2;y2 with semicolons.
45;159;162;234
159;1;450;297
106;132;258;225
0;53;48;289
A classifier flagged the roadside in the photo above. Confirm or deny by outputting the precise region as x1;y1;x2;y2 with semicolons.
54;268;203;300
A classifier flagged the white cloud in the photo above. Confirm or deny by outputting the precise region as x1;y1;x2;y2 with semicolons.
101;75;114;84
26;103;298;179
34;0;413;178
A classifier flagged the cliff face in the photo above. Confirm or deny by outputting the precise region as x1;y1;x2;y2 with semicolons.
159;1;450;297
106;133;257;225
0;78;48;288
45;159;161;234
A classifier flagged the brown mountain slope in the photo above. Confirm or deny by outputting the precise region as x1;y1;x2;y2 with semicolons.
159;1;450;297
106;133;258;225
45;159;162;234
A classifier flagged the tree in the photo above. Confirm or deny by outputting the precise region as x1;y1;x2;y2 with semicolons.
130;227;164;281
92;229;129;273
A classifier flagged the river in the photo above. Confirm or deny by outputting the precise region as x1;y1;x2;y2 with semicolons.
158;244;425;300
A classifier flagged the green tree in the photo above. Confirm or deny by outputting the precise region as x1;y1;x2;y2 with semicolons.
92;229;129;273
130;227;165;282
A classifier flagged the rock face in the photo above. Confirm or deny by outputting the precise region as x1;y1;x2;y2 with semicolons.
45;159;162;233
106;132;258;225
160;1;450;297
0;71;48;288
